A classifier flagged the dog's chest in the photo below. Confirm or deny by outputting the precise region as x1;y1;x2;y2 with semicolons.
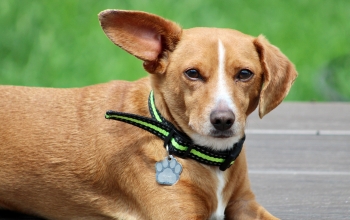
209;169;227;220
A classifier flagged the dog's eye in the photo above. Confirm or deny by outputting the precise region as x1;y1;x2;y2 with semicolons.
184;69;202;80
237;69;253;81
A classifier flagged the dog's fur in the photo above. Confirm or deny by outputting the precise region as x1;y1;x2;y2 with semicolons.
0;10;297;220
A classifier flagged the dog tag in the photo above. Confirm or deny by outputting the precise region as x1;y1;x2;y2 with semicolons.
155;155;182;186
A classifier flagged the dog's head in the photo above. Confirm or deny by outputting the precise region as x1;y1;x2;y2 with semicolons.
99;10;297;150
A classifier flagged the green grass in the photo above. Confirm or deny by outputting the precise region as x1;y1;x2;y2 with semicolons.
1;0;350;101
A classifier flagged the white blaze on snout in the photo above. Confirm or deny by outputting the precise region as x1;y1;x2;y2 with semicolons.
215;40;235;110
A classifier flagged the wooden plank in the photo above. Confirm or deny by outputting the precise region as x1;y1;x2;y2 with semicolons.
246;102;350;131
246;135;350;172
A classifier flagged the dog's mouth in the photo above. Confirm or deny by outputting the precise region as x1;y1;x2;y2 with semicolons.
209;129;235;138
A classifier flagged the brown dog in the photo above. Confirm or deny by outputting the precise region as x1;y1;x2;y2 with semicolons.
0;9;297;220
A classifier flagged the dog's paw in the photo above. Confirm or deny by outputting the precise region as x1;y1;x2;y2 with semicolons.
155;156;182;185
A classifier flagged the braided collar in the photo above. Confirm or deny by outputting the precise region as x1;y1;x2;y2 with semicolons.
105;91;245;171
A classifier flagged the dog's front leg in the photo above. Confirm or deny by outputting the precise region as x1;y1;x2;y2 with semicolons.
222;153;279;220
225;198;279;220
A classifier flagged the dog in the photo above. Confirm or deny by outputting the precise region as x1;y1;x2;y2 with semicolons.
0;9;297;220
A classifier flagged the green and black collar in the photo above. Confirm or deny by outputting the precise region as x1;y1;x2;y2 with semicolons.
105;91;245;171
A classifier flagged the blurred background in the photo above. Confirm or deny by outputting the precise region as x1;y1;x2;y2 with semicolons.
0;0;349;101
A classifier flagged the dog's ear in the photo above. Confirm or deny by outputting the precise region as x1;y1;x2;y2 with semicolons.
98;9;182;73
254;35;298;118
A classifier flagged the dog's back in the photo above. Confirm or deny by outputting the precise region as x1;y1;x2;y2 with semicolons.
0;79;154;218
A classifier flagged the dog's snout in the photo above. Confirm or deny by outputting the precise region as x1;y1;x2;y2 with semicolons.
210;109;235;131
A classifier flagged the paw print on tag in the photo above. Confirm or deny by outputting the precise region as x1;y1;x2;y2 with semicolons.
155;155;182;185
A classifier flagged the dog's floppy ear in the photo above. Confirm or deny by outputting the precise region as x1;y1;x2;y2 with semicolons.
254;35;298;118
98;9;182;73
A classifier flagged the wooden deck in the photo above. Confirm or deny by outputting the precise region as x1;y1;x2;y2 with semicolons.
1;102;350;219
247;102;350;220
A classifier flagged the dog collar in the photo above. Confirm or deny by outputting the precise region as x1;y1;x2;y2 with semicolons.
105;91;245;171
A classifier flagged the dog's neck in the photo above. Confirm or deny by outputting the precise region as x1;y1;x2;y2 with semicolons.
149;89;182;132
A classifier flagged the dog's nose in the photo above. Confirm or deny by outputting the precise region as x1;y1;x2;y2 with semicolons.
210;109;235;131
